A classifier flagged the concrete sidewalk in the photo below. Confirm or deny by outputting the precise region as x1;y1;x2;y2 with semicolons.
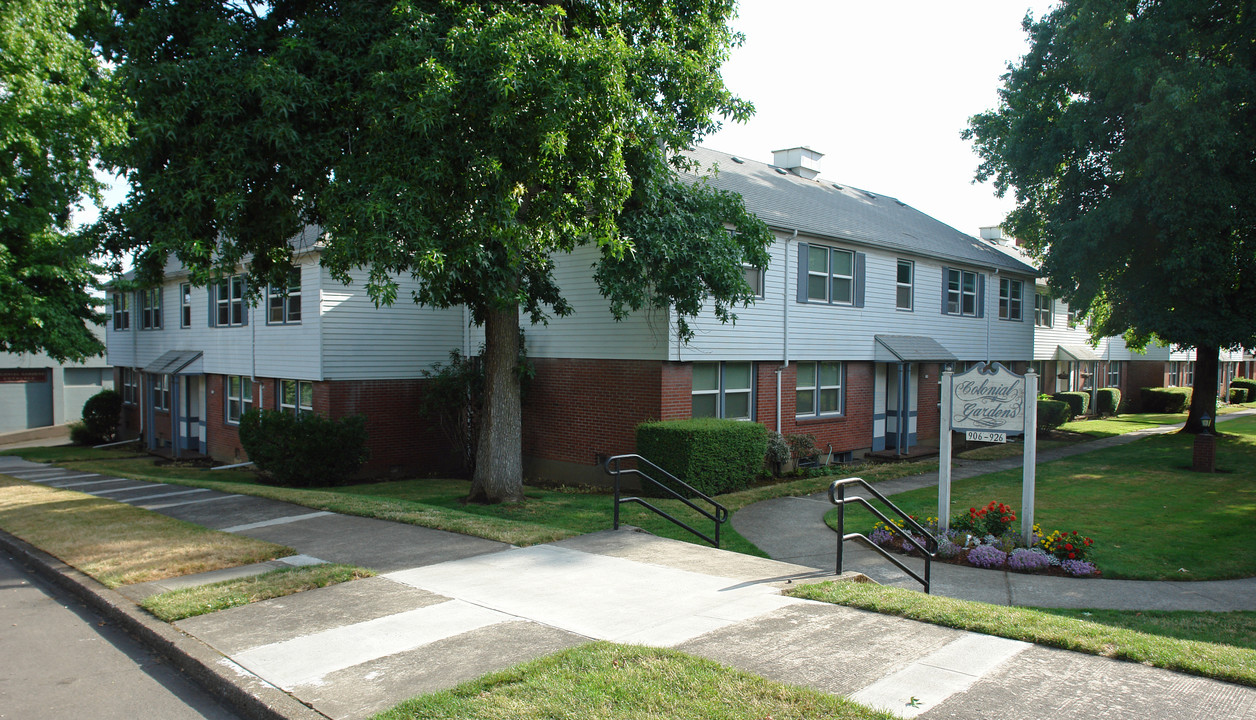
735;409;1256;610
2;454;1255;719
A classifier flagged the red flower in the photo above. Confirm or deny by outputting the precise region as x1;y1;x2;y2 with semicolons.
1068;552;1076;559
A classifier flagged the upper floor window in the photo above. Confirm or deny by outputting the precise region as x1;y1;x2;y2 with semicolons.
691;362;753;420
806;245;854;304
280;379;314;416
944;268;982;317
896;260;913;310
1034;293;1053;327
796;361;845;418
139;288;162;329
226;375;252;424
742;263;765;299
180;283;192;328
213;276;247;327
112;292;130;331
1067;307;1082;328
998;278;1023;320
268;270;302;324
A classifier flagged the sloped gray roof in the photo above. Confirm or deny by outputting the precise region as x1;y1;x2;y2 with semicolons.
682;147;1037;276
875;335;959;362
142;350;203;375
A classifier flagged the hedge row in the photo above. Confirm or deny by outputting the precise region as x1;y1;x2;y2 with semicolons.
1232;378;1256;403
238;409;369;487
1141;386;1192;413
1037;398;1071;431
1052;391;1090;417
635;418;767;497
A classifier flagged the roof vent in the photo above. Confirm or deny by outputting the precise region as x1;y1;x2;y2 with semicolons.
731;156;745;164
831;183;843;190
771;146;823;180
774;167;788;175
864;192;877;200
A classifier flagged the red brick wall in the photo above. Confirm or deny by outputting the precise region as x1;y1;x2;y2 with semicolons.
326;378;449;476
114;367;142;440
917;363;941;441
777;361;875;454
522;358;665;465
1125;361;1167;412
205;374;248;463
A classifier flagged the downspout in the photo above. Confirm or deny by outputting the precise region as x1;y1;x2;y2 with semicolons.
776;230;798;434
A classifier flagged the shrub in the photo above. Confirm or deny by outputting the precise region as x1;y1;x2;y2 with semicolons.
966;544;1007;569
1007;548;1051;573
76;389;121;444
953;500;1017;537
765;432;791;468
1037;399;1070;431
1231;378;1256;403
1052;391;1090;416
238;409;369;487
1141;386;1192;413
635;418;768;497
1230;387;1248;404
1096;387;1121;416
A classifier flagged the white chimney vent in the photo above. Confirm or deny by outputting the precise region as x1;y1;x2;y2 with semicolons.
771;146;823;180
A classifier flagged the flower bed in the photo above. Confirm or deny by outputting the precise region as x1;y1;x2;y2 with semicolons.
871;501;1100;578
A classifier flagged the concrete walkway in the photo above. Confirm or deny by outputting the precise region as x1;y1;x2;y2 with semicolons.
2;447;1255;719
734;409;1256;610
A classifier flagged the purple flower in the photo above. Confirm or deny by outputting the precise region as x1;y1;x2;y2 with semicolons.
870;528;893;547
1061;559;1098;577
967;544;1008;568
1007;548;1050;572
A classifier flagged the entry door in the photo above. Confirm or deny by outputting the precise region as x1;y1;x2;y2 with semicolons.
885;363;918;453
182;376;202;451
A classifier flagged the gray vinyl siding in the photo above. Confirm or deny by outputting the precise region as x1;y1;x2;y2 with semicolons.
523;244;671;361
319;268;468;380
1032;284;1169;362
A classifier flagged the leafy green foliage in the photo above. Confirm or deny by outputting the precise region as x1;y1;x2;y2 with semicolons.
1141;387;1192;414
1052;391;1090;417
965;1;1256;431
0;0;125;360
1096;387;1121;416
77;388;120;444
635;418;768;496
99;0;771;503
1229;387;1248;405
237;410;369;487
1231;378;1256;402
1036;399;1071;432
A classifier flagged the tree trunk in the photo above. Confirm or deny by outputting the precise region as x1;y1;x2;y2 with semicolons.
467;305;526;504
1184;344;1220;434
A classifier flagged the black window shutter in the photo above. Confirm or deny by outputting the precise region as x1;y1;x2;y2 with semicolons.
941;267;950;315
796;242;809;303
241;279;249;326
977;274;986;318
208;283;217;327
854;252;866;308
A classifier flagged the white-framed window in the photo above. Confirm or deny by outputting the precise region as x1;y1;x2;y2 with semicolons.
1106;361;1121;388
1034;293;1053;327
226;375;252;424
280;379;314;416
945;268;981;316
1031;360;1050;380
999;278;1023;320
742;263;765;299
1184;361;1195;386
151;374;170;412
1068;307;1082;327
139;287;162;329
112;292;130;331
213;275;247;327
896;260;913;310
180;283;191;328
1169;363;1179;386
691;362;753;420
120;367;138;405
806;245;855;305
795;361;845;418
267;270;302;324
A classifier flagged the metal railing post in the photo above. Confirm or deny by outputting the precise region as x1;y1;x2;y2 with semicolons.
836;481;845;574
611;457;621;530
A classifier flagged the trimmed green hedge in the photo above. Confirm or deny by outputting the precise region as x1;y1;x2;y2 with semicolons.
635;418;768;497
1231;378;1256;402
1230;387;1248;404
238;410;369;487
1142;386;1192;413
75;389;122;444
1097;387;1122;416
1037;399;1071;431
1053;391;1090;417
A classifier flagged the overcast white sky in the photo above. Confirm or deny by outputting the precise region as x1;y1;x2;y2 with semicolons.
704;0;1059;238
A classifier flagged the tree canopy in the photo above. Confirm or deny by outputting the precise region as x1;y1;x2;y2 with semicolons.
99;0;772;501
1;0;125;361
965;0;1256;429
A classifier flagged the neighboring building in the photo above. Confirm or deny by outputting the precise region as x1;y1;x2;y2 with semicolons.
104;147;1039;481
0;325;113;434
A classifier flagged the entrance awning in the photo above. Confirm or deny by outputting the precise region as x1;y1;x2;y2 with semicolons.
1055;345;1100;362
142;350;203;376
874;335;959;363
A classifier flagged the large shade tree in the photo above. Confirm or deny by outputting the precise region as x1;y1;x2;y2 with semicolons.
965;0;1256;432
97;0;772;501
1;0;126;361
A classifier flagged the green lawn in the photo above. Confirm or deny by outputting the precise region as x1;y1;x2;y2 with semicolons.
1057;412;1187;437
12;444;936;555
828;415;1256;580
372;642;894;720
142;564;375;621
789;581;1256;687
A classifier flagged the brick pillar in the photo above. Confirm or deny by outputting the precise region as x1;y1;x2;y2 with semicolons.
1192;433;1215;473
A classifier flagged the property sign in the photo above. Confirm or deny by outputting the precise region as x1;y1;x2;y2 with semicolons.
951;362;1025;435
0;369;49;384
965;431;1007;443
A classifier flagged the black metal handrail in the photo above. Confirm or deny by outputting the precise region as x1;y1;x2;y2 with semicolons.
829;477;937;593
604;454;729;547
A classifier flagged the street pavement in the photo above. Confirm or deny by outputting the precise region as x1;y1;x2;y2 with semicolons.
1;418;1255;719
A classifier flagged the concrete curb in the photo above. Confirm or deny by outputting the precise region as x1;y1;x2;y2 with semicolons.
0;528;329;720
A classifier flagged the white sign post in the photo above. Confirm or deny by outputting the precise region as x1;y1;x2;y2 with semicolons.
938;363;1038;541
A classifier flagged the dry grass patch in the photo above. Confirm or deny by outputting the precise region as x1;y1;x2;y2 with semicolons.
0;476;293;587
142;564;375;621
